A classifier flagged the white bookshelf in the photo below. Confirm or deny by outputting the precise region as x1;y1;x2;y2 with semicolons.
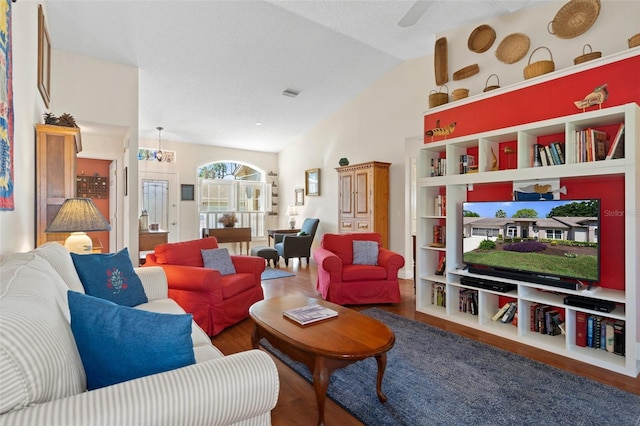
416;103;639;377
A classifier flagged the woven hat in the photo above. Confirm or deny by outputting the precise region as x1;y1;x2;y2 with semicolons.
548;0;601;39
495;33;530;64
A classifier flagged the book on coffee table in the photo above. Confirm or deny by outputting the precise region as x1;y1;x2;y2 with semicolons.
283;304;338;326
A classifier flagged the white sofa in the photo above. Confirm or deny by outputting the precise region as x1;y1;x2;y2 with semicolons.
0;243;279;425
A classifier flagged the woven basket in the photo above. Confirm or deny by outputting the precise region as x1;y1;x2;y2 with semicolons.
451;88;469;101
548;0;601;39
630;33;640;48
453;64;479;81
574;44;601;65
524;47;555;79
468;24;496;53
428;85;449;108
495;33;530;64
483;74;500;92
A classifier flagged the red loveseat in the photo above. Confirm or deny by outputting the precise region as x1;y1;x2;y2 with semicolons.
313;233;404;305
144;238;265;336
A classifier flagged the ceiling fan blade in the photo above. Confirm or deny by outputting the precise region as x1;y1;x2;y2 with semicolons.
398;1;432;28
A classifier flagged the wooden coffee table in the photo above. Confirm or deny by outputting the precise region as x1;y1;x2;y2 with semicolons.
250;296;395;426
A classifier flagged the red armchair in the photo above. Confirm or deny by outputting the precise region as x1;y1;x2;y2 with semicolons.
313;233;404;305
144;238;265;336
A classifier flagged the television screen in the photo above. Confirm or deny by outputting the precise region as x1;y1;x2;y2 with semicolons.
462;199;600;286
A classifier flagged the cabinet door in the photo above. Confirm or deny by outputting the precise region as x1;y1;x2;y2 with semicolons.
339;172;354;217
354;169;370;217
35;125;81;246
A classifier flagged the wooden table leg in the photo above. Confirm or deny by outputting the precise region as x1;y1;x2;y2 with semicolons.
375;352;388;403
250;324;260;350
312;356;330;426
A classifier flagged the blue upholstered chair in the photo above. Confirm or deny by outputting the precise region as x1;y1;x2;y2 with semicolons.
274;218;320;266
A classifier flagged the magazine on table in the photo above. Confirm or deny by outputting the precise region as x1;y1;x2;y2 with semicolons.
283;304;338;325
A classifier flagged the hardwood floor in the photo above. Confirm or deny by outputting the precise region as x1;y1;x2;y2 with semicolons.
211;261;640;426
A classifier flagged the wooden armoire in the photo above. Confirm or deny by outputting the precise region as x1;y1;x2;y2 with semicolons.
336;161;390;248
35;124;82;246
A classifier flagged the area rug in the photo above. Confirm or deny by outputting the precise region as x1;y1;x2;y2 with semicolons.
261;267;295;280
261;308;640;425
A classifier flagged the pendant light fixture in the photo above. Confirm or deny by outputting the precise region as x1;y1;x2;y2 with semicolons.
156;126;164;161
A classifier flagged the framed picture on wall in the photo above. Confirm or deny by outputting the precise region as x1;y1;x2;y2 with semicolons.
37;5;51;108
305;168;320;196
295;188;304;205
181;184;195;201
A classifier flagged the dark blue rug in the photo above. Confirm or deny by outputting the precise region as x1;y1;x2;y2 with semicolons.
261;267;294;280
261;308;640;425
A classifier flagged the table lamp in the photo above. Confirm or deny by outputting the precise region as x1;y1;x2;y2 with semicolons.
287;205;298;230
45;198;111;254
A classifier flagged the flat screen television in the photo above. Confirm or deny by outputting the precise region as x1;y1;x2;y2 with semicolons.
462;199;600;289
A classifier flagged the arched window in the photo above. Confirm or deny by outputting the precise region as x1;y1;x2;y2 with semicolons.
198;162;267;238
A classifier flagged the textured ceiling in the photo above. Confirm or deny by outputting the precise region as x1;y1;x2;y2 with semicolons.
45;0;548;153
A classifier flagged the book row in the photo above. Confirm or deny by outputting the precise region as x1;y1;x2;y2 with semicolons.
529;304;565;336
431;225;445;247
576;311;625;356
429;158;447;177
459;154;477;174
531;142;565;167
458;289;478;315
431;284;446;308
433;194;446;216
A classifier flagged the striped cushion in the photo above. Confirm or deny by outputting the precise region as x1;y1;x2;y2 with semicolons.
0;252;86;414
34;242;85;294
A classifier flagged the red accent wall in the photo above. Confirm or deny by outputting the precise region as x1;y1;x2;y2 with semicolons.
76;159;110;253
424;55;640;142
426;56;638;291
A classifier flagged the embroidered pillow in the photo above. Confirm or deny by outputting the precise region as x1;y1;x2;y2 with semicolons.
352;240;379;265
201;248;236;275
71;248;148;307
68;291;195;390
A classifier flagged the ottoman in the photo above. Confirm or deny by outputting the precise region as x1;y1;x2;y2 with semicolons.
251;246;279;267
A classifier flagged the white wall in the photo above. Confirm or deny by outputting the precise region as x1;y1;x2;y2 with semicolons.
137;138;278;243
437;0;638;98
0;2;44;255
278;56;431;277
51;50;139;258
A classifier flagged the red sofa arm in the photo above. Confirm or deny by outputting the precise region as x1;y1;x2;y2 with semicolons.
313;247;342;277
377;248;405;276
231;255;265;280
156;264;223;294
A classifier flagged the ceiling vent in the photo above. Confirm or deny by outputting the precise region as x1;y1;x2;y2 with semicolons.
282;88;300;98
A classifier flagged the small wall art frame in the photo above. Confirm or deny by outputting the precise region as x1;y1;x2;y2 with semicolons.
181;184;195;201
305;168;320;196
295;188;304;205
37;5;51;108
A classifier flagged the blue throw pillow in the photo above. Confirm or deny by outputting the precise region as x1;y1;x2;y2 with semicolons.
71;248;148;307
353;240;379;265
68;291;195;391
201;248;236;275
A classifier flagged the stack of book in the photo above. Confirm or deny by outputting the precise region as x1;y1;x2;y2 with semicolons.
576;312;625;356
492;302;517;324
283;304;338;326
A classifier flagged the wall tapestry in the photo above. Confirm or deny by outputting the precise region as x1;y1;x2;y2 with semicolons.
0;0;14;211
